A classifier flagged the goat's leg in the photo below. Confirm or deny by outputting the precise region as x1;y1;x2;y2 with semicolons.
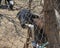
0;0;2;5
5;0;7;4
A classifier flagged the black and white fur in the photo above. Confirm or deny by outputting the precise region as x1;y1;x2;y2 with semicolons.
17;8;39;28
5;0;14;10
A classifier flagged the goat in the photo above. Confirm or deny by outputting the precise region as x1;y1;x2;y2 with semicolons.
0;0;14;10
5;0;14;10
17;8;48;47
